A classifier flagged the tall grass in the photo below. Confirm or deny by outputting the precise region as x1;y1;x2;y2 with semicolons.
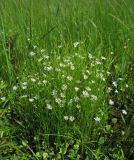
0;0;134;159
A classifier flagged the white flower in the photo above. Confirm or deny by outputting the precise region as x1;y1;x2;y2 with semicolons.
55;98;62;104
58;45;63;48
29;51;36;56
62;84;67;90
91;95;98;101
33;45;37;49
122;109;127;115
82;90;89;97
115;90;118;93
84;74;88;80
70;65;75;70
59;63;65;67
109;99;114;106
1;97;6;101
75;87;79;92
94;117;101;122
31;78;36;82
101;56;106;60
22;86;27;90
107;87;112;93
91;80;95;84
73;42;79;48
95;60;101;65
43;55;49;59
60;93;65;98
76;104;81;109
47;104;52;110
20;95;27;98
22;82;27;85
112;81;117;87
13;86;17;90
67;76;73;81
41;49;45;52
69;116;75;122
88;53;93;59
86;87;91;91
52;90;57;96
38;58;43;62
126;84;129;88
29;98;34;102
42;80;47;84
64;116;69;121
74;96;79;102
68;99;73;105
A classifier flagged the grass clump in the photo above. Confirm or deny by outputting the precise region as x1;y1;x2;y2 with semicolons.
0;0;134;159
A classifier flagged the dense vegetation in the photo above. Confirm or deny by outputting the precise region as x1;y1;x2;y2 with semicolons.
0;0;134;159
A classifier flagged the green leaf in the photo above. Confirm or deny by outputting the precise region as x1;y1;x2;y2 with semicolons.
98;137;105;145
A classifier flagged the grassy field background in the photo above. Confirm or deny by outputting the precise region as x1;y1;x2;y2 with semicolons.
0;0;134;159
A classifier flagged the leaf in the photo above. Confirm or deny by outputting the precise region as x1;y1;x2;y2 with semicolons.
98;137;105;145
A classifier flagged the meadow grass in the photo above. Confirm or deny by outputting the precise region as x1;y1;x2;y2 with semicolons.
0;0;134;159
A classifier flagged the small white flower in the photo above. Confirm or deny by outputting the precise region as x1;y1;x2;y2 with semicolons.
64;116;69;121
52;90;57;96
1;97;6;101
47;66;53;71
13;86;17;90
84;74;88;80
76;104;81;109
20;95;27;98
91;80;95;84
112;81;117;87
22;86;27;90
122;109;127;115
69;116;75;122
58;45;63;48
33;45;37;49
75;87;79;92
29;51;36;56
31;78;36;82
68;99;73;105
22;82;27;85
126;84;129;88
101;56;106;60
43;55;49;59
67;76;73;81
29;98;34;102
55;98;62;104
109;99;114;106
94;117;101;122
73;42;79;48
88;53;93;59
62;84;67;90
59;63;65;67
82;90;89;97
38;58;43;62
95;61;101;65
107;87;112;93
91;95;98;101
86;87;91;91
41;49;45;52
42;80;47;84
115;89;118;93
110;52;114;55
47;104;52;110
70;65;75;70
74;96;79;102
60;93;65;98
